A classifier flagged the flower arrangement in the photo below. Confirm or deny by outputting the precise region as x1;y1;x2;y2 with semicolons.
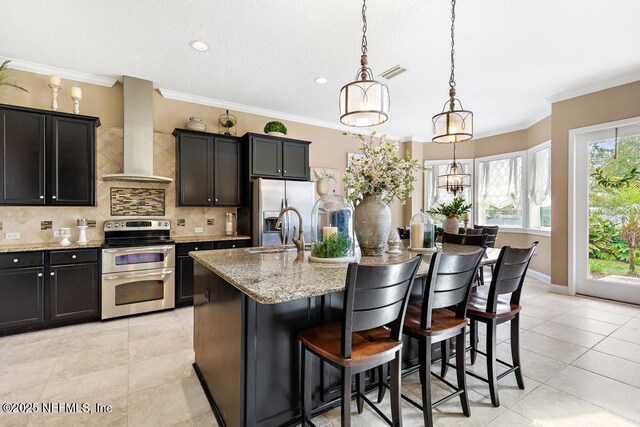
427;196;472;218
343;132;423;205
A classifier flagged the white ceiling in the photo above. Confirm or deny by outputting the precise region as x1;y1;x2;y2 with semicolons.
1;0;639;140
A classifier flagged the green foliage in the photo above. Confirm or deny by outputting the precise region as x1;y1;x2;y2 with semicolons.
427;197;472;218
423;236;432;248
311;232;352;258
589;260;606;275
591;167;639;189
223;119;234;128
263;121;288;135
0;60;28;95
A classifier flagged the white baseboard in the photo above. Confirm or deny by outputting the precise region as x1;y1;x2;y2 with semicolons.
549;284;569;295
527;269;550;284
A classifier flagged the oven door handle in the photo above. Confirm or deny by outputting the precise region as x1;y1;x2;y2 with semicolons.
103;245;174;254
103;269;173;280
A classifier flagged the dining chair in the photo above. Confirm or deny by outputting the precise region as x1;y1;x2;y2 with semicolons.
299;255;423;427
400;249;485;426
441;232;488;247
465;228;484;236
466;242;538;407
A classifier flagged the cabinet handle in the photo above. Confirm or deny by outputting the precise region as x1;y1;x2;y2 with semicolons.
207;198;211;202
284;170;287;173
50;272;55;276
72;255;77;259
277;169;281;173
52;195;57;200
215;198;218;202
13;258;18;263
232;244;236;248
39;195;44;200
38;273;43;277
194;247;198;251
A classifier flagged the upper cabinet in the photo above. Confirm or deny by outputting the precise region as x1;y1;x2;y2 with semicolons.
0;105;99;206
174;129;244;207
245;133;310;181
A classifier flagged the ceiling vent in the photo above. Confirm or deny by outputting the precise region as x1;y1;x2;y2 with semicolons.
380;65;407;80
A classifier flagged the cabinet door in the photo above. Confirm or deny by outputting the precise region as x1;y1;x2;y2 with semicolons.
48;263;99;322
176;256;195;306
49;116;96;205
251;137;282;177
214;137;242;206
0;109;46;205
177;133;213;206
282;141;309;180
0;267;44;331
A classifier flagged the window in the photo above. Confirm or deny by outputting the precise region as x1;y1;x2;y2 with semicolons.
424;159;473;212
527;143;551;229
475;152;524;227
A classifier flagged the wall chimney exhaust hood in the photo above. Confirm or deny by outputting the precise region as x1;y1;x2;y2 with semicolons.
102;76;173;183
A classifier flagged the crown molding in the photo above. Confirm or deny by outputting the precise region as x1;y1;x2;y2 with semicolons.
6;57;118;87
546;70;640;103
158;87;403;141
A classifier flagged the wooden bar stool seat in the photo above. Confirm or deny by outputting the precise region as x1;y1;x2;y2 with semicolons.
299;322;402;368
403;305;466;338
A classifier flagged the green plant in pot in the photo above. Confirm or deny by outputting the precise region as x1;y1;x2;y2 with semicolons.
427;196;472;234
264;121;287;136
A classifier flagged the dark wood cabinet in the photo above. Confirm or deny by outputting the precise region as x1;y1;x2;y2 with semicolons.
0;249;99;335
48;116;96;206
245;133;310;181
0;104;99;206
48;249;99;323
174;129;243;207
0;267;45;331
175;240;250;307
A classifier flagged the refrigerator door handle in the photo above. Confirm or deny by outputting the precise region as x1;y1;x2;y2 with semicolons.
279;198;285;244
284;197;289;244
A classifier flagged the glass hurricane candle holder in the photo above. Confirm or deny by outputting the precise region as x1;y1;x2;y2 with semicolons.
409;211;436;252
309;192;356;263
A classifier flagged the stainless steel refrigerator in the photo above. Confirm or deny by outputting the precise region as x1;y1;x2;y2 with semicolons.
251;178;315;247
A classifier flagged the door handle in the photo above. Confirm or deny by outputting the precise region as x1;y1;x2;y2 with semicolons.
104;270;173;280
103;246;174;254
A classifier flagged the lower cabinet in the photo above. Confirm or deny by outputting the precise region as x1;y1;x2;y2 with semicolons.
175;240;250;307
0;249;99;335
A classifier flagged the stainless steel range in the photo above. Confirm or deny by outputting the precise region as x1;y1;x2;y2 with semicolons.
101;219;175;319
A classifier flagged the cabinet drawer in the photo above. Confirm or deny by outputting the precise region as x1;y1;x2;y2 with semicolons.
177;242;215;257
0;252;44;270
216;240;249;250
50;249;99;265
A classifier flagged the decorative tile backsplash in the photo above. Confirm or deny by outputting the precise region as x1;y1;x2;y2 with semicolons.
0;126;236;245
111;188;165;216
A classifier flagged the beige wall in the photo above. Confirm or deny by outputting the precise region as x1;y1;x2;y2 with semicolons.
551;80;640;286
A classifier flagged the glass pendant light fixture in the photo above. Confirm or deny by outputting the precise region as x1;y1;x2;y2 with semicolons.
438;140;470;196
339;0;390;127
432;0;473;143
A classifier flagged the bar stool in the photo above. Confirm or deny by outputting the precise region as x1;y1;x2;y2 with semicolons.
400;249;485;427
299;255;423;427
474;225;499;284
441;232;488;247
466;243;538;407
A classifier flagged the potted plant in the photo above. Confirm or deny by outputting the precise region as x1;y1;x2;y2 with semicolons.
427;197;473;234
343;131;424;256
263;121;288;137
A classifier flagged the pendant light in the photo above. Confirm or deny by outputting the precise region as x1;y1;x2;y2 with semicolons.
438;140;470;196
339;0;390;127
432;0;473;143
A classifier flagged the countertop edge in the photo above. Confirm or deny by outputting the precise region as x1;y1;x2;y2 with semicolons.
0;241;103;253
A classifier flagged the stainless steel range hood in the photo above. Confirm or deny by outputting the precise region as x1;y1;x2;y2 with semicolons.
102;76;173;183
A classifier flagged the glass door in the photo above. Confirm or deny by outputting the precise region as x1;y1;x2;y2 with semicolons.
569;118;640;304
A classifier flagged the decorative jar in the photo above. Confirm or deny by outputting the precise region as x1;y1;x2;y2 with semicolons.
409;211;436;252
310;193;355;263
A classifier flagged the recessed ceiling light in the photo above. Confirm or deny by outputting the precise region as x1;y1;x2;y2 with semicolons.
190;40;209;52
314;77;328;85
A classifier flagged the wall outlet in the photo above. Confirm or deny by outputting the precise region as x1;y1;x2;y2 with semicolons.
194;227;204;234
5;232;20;240
41;220;52;230
87;220;96;228
177;219;186;227
207;219;215;226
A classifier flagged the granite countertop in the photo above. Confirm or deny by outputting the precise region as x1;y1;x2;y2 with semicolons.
172;234;251;243
190;244;501;305
0;241;104;253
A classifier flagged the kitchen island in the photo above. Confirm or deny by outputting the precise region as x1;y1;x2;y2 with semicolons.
191;245;499;427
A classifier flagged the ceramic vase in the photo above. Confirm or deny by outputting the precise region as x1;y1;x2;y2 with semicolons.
316;178;330;197
354;194;391;256
443;216;460;234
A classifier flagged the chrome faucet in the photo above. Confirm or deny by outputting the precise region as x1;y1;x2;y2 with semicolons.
275;207;305;254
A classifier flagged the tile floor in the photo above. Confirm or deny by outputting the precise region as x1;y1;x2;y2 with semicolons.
1;277;640;426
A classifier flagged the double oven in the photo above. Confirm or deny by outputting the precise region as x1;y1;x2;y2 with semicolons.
101;219;175;319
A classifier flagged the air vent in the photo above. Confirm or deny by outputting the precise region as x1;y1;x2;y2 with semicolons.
380;65;407;80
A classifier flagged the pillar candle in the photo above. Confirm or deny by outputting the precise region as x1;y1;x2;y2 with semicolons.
322;226;338;240
48;75;61;86
410;223;424;248
70;86;82;99
462;212;469;222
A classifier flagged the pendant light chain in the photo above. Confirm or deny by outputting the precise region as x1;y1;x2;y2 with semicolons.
361;0;368;56
449;0;456;89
